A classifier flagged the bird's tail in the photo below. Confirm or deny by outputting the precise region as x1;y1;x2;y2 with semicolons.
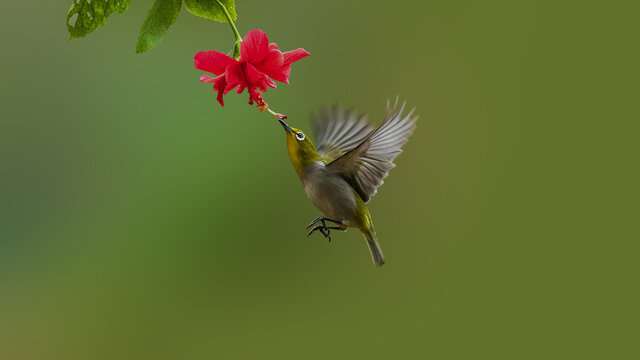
364;229;385;267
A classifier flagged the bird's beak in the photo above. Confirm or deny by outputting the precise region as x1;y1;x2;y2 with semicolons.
279;119;293;133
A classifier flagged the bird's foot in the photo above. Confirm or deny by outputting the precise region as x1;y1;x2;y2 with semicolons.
307;220;342;242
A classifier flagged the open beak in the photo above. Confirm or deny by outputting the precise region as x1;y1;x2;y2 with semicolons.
279;119;293;133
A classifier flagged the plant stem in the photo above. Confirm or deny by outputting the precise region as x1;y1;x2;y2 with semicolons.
215;0;242;59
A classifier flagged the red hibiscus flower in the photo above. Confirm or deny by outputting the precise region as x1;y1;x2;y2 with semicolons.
194;29;310;107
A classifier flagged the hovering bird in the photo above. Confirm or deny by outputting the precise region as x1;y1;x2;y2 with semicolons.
278;100;417;266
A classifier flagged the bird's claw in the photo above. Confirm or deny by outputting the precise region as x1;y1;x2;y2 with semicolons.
307;216;325;229
307;223;333;242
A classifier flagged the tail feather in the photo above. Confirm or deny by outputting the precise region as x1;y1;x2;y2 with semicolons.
364;229;385;267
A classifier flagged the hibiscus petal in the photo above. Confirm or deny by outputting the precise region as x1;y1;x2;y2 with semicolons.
211;75;227;106
264;67;288;83
200;74;217;83
241;30;269;63
224;83;238;94
224;84;236;95
211;75;226;89
275;64;292;84
194;51;236;75
245;63;274;93
244;62;263;84
225;62;245;91
283;48;310;65
253;48;285;81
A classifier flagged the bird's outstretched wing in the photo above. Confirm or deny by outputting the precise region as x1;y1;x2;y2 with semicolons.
328;100;417;203
310;105;375;164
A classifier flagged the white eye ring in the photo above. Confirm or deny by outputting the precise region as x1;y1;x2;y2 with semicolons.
296;132;305;141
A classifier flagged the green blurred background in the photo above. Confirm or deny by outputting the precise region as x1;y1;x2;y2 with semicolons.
1;1;637;359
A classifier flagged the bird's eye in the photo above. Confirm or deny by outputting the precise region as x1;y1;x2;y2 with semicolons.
296;132;305;141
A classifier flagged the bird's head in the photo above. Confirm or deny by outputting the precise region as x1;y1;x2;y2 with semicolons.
279;119;321;174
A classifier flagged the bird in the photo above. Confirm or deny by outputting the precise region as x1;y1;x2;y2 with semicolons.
277;99;417;266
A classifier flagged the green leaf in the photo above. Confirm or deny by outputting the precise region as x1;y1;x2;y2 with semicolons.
136;0;183;53
184;0;237;23
66;0;131;40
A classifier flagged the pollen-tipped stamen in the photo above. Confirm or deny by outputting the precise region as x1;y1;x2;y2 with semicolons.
267;107;287;120
255;100;287;120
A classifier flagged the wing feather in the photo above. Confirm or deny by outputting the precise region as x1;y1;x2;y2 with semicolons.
310;105;375;163
328;100;417;202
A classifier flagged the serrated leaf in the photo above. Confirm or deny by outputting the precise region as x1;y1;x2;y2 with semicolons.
136;0;183;53
185;0;236;23
66;0;131;40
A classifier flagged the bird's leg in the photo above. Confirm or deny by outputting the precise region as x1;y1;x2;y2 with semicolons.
307;221;342;242
306;216;343;229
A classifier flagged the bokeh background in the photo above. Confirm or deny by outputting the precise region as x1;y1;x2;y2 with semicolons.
1;0;637;359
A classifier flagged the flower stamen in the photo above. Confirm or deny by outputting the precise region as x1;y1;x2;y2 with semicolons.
255;100;287;119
